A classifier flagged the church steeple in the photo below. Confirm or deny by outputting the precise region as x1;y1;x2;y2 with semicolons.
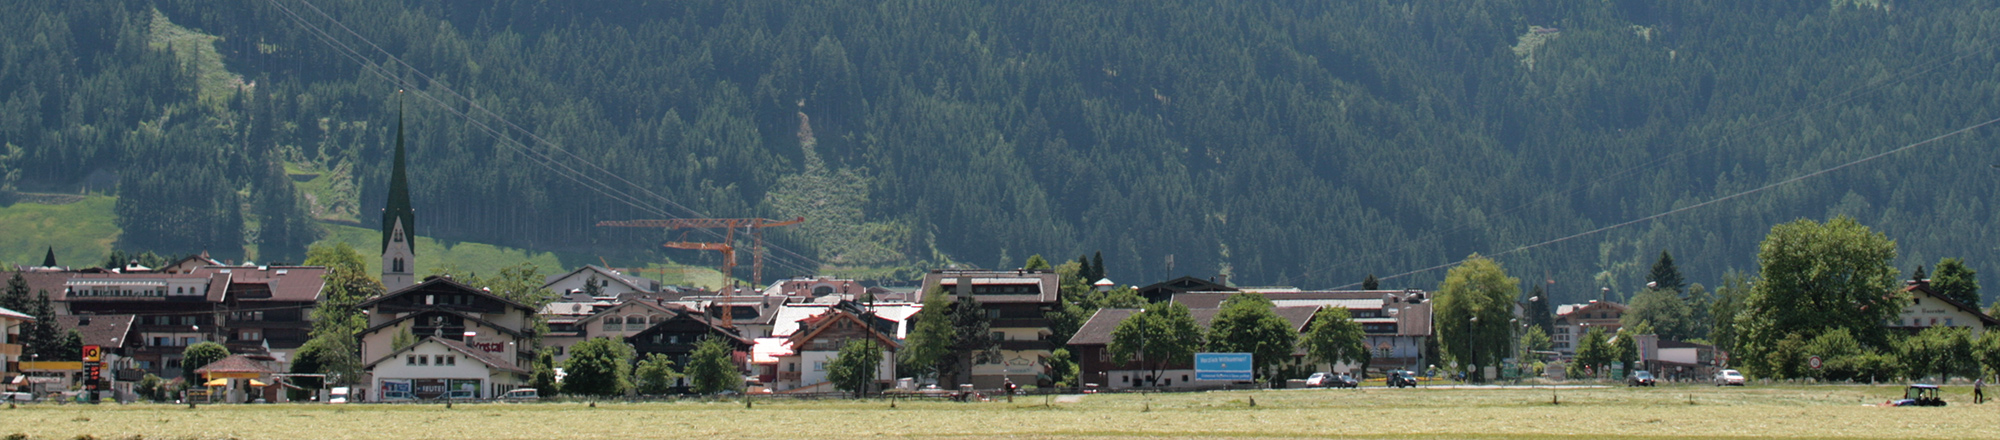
40;246;56;268
381;93;417;291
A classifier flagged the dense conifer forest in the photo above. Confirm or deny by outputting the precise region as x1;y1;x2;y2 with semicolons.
3;0;1999;305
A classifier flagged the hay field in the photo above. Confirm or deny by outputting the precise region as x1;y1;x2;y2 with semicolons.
1;385;1993;439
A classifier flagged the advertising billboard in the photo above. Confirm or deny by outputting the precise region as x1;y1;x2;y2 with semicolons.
1194;353;1253;381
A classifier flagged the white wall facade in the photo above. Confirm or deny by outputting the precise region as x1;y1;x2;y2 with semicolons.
369;342;518;400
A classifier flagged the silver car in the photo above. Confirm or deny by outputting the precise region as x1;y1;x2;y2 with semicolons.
1713;369;1746;386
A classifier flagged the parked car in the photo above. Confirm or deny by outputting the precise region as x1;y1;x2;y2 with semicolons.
1330;372;1359;388
1626;370;1656;387
1387;370;1419;388
326;387;350;404
1713;369;1746;386
500;388;541;402
1888;384;1946;407
1306;372;1335;387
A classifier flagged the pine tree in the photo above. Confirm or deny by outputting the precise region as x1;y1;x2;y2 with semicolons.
2;273;28;313
1648;251;1684;293
1362;274;1379;290
1090;251;1105;281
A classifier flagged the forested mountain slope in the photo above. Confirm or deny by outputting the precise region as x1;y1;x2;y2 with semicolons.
3;0;1998;305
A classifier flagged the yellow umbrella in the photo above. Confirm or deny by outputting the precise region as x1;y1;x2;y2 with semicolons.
204;378;228;387
249;379;269;387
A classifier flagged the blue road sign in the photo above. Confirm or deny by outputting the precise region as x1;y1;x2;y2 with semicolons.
1195;352;1253;381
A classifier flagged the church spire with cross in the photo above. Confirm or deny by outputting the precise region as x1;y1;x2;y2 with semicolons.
381;93;417;291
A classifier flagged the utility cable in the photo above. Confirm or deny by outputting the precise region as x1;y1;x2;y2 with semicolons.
261;0;823;275
1334;112;2000;289
1282;32;2000;287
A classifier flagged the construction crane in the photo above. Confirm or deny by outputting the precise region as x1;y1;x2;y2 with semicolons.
597;216;805;327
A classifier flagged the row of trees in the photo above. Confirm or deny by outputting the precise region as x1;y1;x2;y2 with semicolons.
1098;294;1370;385
1491;216;1996;383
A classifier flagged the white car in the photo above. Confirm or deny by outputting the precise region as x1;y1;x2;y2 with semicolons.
500;388;541;401
1305;373;1333;387
1713;369;1746;386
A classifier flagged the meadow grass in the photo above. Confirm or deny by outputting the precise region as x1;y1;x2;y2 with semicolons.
0;196;118;268
1;384;1992;439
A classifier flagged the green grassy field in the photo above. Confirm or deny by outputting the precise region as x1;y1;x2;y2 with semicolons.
0;196;119;268
1;385;1994;439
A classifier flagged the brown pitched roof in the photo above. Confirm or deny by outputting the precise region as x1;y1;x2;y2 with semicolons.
1274;306;1322;332
357;276;536;312
1394;302;1433;337
195;355;275;375
53;314;135;348
1065;308;1138;346
215;266;327;302
1173;293;1234;309
2;271;73;299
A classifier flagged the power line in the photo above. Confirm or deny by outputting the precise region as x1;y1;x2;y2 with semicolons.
260;0;823;276
1281;35;2000;287
1339;111;2000;289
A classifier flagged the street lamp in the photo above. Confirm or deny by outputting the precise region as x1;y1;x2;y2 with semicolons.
1467;316;1478;384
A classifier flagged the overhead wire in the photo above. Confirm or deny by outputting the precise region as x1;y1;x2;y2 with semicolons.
284;0;832;273
1335;111;2000;289
261;0;822;276
1282;32;2000;287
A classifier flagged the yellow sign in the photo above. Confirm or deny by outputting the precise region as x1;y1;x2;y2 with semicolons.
82;345;102;363
19;361;83;371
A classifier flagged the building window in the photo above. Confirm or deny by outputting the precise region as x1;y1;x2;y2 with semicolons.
237;330;261;341
407;355;417;366
988;309;1002;319
181;316;197;326
813;362;825;371
182;337;199;346
419;355;430;366
1946;318;1955;327
991;332;1005;341
393;258;404;273
669;335;680;344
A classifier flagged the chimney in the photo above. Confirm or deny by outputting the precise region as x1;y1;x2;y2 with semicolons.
1215;273;1230;287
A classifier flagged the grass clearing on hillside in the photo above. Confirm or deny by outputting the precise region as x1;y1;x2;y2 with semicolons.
315;224;567;279
0;196;118;267
1;385;1992;439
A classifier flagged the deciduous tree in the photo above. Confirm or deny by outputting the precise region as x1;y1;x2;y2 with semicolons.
1207;293;1298;380
562;337;635;397
1303;307;1369;375
826;339;883;397
686;336;741;394
1433;254;1518;382
1932;258;1980;308
633;353;685;395
181;342;230;385
1109;301;1204;388
1736;217;1902;378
